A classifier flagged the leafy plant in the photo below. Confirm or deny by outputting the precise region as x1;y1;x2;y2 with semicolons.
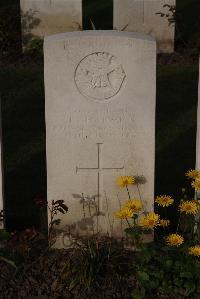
156;3;200;50
115;170;200;298
132;242;200;298
60;236;135;297
24;38;44;58
0;211;17;269
0;198;68;269
35;198;68;246
156;4;176;26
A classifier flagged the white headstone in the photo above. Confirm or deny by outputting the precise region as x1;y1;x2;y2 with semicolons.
114;0;176;53
44;31;156;247
20;0;82;45
196;58;200;171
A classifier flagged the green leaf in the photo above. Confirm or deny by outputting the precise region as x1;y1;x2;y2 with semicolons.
183;282;196;296
136;270;149;282
164;259;173;268
179;271;192;278
173;277;183;287
51;219;61;226
0;230;10;241
59;203;68;212
132;288;146;299
148;279;159;289
125;226;142;239
57;207;65;214
0;256;17;269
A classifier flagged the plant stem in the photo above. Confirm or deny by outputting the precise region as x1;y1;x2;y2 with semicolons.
82;193;86;218
136;183;142;201
125;218;131;227
93;196;99;234
104;191;113;236
164;207;170;234
88;199;95;236
126;185;131;200
176;214;181;233
116;194;124;239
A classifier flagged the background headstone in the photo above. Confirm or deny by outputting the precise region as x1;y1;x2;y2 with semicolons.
20;0;82;46
113;0;176;53
44;31;156;247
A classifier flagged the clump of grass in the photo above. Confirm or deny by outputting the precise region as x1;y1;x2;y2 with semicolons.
60;235;136;298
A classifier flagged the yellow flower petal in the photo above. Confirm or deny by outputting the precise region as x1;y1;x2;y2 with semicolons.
139;212;160;229
115;207;134;219
117;176;135;188
191;180;200;190
186;169;200;180
155;195;174;207
188;245;200;257
166;234;184;247
179;200;199;215
124;199;142;214
159;219;170;227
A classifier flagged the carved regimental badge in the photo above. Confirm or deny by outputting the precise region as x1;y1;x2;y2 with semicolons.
75;52;126;100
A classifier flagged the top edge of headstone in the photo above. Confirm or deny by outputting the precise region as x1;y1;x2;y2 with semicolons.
44;30;155;43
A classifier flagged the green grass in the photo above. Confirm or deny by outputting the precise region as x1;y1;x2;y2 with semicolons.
0;63;198;230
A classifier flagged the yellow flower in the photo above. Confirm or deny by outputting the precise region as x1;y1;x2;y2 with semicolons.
115;207;133;219
117;176;135;188
125;199;142;214
188;245;200;257
139;212;160;229
166;234;184;247
186;169;200;180
179;200;199;215
155;195;174;207
159;219;170;227
191;180;200;190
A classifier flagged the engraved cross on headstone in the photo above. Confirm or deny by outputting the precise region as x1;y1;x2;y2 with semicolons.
76;143;124;209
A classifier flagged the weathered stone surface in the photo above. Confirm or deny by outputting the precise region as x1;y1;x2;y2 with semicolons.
114;0;176;53
20;0;82;45
44;31;156;247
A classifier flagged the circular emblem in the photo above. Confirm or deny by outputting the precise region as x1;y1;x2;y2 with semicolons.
74;52;126;100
